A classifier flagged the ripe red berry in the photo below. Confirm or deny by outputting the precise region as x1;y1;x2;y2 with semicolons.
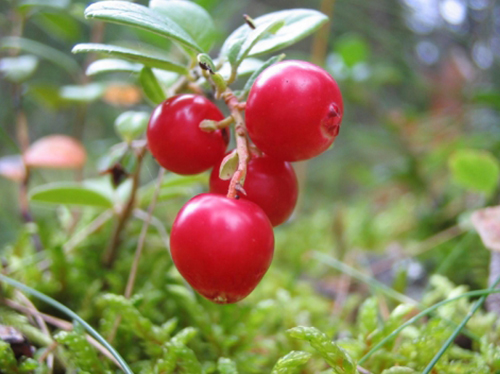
209;153;298;226
245;60;343;162
147;94;228;175
170;193;274;304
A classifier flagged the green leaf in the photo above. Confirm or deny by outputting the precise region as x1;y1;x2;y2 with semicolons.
140;66;166;105
472;90;500;111
0;341;18;374
218;357;239;374
17;0;69;11
356;297;379;337
233;19;285;68
149;0;217;52
381;367;415;374
86;58;143;76
55;330;106;373
73;43;188;74
84;1;202;53
168;342;203;374
271;351;312;374
242;54;285;95
197;53;216;73
0;36;80;75
221;9;328;59
0;55;38;83
33;12;83;43
335;33;370;68
59;83;105;103
115;111;150;143
287;326;357;374
219;151;239;180
29;182;114;208
449;149;500;194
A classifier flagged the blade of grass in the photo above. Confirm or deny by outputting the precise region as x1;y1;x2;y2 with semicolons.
358;287;500;364
0;274;133;374
421;274;500;374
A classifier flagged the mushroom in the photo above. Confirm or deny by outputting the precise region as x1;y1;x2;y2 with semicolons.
471;206;500;314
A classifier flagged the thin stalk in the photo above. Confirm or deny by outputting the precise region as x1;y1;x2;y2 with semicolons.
103;146;147;267
108;168;165;343
222;90;249;199
0;274;133;374
421;274;500;374
358;288;500;364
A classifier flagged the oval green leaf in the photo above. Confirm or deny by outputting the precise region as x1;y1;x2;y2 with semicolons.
139;67;166;105
84;1;202;53
86;58;143;76
73;43;188;74
115;111;150;143
449;149;500;194
149;0;216;52
29;182;114;208
221;9;328;59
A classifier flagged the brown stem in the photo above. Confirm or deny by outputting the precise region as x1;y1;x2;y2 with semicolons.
222;90;249;199
311;0;336;66
102;146;147;267
107;168;165;343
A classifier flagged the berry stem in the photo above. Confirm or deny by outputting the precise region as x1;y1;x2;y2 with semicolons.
223;90;249;199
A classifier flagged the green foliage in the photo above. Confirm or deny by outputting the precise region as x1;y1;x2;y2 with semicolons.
271;351;312;374
140;67;167;105
114;111;150;144
29;182;114;208
287;326;357;374
55;329;107;373
449;149;500;194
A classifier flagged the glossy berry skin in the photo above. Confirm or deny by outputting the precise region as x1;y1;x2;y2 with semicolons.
147;94;228;175
210;153;298;226
245;60;343;162
170;193;274;304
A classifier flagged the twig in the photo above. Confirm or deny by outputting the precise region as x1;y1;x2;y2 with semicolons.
15;291;54;372
102;146;147;267
222;90;249;199
107;168;165;343
3;299;123;370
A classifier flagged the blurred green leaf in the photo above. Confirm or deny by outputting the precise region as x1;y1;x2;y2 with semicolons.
218;357;239;374
218;57;264;81
0;55;38;83
84;1;203;53
115;111;150;143
287;326;357;374
140;66;166;104
381;367;416;374
55;330;106;373
17;0;69;11
73;43;188;74
449;149;500;194
357;297;379;337
0;341;18;374
29;182;114;208
231;19;285;69
59;83;105;102
335;33;370;68
472;90;500;111
221;9;328;58
197;53;217;73
86;58;143;76
0;36;80;75
271;351;312;374
33;12;82;43
150;0;217;52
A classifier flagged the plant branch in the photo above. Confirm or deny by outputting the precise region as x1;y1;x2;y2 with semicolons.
102;145;147;268
222;90;249;199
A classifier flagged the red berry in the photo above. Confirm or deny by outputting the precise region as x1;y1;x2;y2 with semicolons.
245;60;343;162
147;94;228;175
209;153;298;226
170;193;274;304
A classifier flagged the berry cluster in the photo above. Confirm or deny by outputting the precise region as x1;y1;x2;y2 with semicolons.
147;60;343;304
